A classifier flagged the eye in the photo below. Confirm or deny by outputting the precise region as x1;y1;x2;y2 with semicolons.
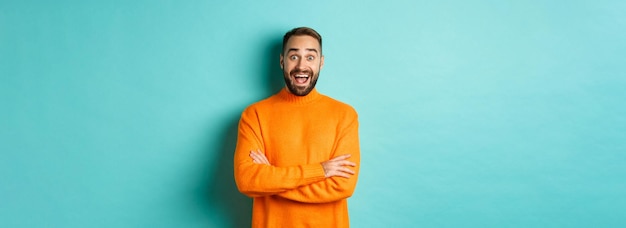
306;56;315;61
290;55;298;60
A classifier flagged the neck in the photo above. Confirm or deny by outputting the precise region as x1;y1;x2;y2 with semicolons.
278;87;321;105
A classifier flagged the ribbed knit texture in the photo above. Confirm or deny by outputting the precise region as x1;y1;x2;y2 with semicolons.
234;88;360;228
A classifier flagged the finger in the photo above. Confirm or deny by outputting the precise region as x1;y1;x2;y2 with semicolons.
249;151;260;159
327;160;356;168
253;150;271;165
250;158;260;164
249;152;256;160
338;167;355;175
329;154;351;161
329;171;352;179
324;165;355;178
249;151;265;164
250;150;263;159
334;160;356;167
256;150;270;164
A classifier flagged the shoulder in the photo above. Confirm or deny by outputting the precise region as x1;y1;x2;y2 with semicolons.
240;94;278;116
320;94;358;118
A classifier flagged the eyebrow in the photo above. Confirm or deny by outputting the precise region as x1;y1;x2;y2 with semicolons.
287;48;319;54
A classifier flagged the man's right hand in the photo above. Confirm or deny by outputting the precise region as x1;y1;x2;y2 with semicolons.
321;154;356;178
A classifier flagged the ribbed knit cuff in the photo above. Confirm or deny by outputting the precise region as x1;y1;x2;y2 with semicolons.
300;164;326;185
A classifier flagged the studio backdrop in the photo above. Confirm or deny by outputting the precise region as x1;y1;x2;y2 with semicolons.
1;0;625;227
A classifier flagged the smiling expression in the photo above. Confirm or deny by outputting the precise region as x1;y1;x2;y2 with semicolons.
280;35;324;96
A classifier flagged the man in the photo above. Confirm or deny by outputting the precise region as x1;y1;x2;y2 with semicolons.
233;27;360;227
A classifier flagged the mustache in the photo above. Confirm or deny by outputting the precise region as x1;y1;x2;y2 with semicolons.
290;69;312;75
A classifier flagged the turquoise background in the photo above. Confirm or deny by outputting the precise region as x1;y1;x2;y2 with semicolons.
2;0;625;227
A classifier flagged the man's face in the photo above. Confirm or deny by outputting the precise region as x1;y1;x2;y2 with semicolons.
280;35;324;96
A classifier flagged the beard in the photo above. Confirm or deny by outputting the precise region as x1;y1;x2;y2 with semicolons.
283;68;319;96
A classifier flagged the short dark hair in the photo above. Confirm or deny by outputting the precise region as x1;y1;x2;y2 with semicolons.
282;27;322;55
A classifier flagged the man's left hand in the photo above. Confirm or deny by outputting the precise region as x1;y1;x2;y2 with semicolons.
250;149;270;165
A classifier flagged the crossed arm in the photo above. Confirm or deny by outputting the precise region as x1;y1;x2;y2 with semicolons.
234;108;360;203
246;150;358;203
249;149;356;178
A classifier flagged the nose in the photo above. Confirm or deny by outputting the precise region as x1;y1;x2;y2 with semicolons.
295;58;304;70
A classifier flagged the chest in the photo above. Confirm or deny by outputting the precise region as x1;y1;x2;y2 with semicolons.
260;107;341;166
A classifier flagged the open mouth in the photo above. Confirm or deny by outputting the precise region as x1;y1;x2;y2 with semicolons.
294;74;309;85
291;71;311;86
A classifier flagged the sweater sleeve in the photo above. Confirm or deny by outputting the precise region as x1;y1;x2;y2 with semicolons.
233;107;327;198
277;111;360;203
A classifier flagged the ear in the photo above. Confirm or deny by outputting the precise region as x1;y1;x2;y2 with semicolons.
320;55;325;70
279;54;284;69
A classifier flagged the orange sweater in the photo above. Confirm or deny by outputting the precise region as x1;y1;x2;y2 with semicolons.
234;88;360;228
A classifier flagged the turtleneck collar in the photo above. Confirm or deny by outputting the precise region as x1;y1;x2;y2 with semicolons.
277;87;322;105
